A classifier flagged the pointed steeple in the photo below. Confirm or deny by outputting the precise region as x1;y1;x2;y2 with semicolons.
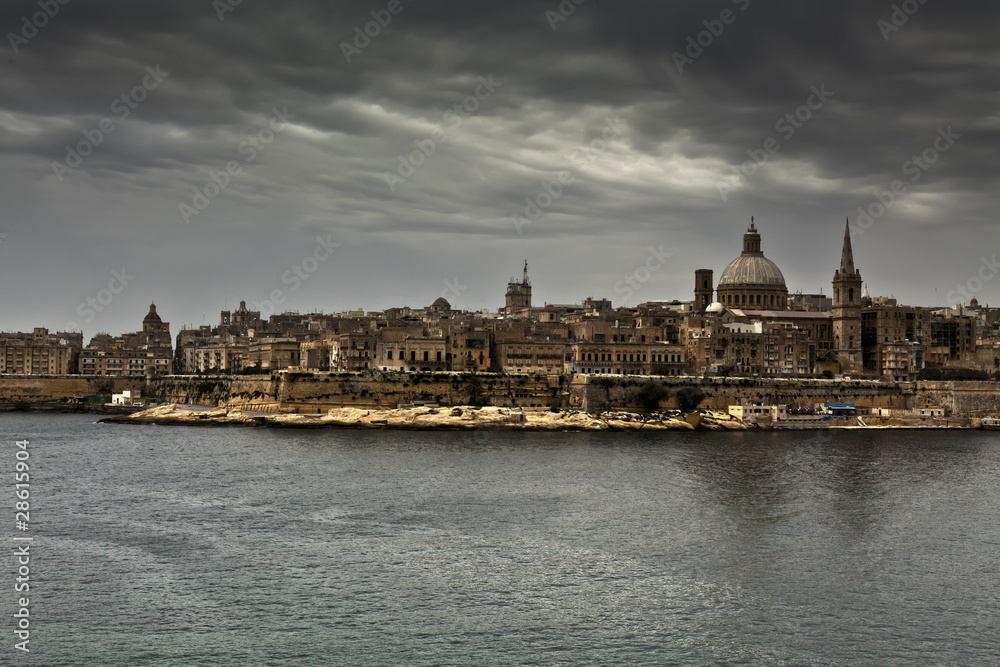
839;218;857;277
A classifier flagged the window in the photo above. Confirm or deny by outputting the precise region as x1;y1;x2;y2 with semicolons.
387;351;393;360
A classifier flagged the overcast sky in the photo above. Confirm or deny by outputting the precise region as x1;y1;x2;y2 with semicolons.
1;0;997;337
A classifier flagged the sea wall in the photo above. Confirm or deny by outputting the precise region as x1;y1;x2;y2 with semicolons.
569;376;914;413
915;381;1000;416
2;373;996;416
0;375;144;403
142;372;566;413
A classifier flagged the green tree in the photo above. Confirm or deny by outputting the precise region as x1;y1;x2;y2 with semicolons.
676;386;705;413
636;381;668;412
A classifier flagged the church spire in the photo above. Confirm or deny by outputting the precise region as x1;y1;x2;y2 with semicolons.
839;218;856;276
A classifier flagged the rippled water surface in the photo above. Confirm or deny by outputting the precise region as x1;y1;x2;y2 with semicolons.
2;414;999;665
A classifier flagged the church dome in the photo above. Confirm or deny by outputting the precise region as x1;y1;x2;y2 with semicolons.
717;254;786;288
715;217;789;310
143;302;162;323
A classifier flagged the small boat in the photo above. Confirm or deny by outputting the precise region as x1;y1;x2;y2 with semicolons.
980;417;1000;430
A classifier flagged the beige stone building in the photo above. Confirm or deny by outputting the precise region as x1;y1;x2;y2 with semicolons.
496;339;566;375
79;304;173;376
0;329;83;375
247;338;301;370
567;341;685;376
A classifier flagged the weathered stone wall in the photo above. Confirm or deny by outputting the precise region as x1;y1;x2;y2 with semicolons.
146;376;280;411
5;373;999;417
914;381;1000;416
271;372;565;414
570;376;913;413
0;375;144;403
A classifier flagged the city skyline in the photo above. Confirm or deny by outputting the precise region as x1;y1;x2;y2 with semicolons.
1;216;986;340
1;1;997;336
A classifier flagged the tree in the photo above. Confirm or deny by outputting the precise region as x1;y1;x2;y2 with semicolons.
676;386;705;413
636;381;668;412
465;375;485;406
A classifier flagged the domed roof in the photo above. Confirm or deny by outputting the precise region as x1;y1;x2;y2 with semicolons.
143;303;162;323
717;217;787;289
718;254;786;287
706;301;726;313
430;297;450;309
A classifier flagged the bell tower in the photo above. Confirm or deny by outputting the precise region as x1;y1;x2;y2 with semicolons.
504;260;532;318
832;220;863;374
694;269;714;311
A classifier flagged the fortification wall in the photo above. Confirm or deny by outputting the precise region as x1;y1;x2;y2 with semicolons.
915;381;1000;416
271;372;565;413
0;375;144;403
3;373;997;418
570;376;913;413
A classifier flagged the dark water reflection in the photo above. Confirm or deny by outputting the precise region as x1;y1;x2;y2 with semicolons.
2;415;998;666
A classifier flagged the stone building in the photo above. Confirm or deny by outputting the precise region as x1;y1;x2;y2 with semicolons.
247;338;301;370
219;300;262;335
0;328;83;375
495;339;566;375
566;341;685;376
861;303;976;377
79;304;173;376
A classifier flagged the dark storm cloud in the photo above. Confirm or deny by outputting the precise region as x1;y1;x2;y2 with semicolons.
1;0;998;334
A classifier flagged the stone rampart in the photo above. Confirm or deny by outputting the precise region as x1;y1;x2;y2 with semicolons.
4;373;999;417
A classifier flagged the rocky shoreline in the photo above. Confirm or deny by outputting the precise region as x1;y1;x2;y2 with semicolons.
99;404;751;431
